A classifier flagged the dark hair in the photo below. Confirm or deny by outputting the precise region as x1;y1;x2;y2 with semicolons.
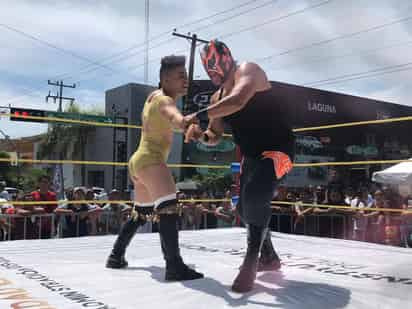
159;55;186;83
38;175;51;183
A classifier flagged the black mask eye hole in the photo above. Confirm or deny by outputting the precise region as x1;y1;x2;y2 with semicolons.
208;54;217;69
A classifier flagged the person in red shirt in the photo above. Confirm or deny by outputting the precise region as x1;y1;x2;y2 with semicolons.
31;175;58;238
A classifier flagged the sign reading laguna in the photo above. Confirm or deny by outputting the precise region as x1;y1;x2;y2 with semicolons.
308;101;337;114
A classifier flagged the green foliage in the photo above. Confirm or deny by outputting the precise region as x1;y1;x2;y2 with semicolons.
0;150;47;191
192;169;232;195
38;102;99;159
8;168;47;192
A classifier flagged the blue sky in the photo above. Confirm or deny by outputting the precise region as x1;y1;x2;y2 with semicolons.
2;0;412;138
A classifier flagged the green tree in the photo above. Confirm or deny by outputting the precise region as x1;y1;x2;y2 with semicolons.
8;167;47;192
192;169;232;196
39;103;100;184
0;151;48;191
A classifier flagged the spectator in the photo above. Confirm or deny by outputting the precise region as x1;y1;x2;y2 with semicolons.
272;185;293;233
55;187;100;238
325;187;346;238
9;192;41;240
102;190;132;234
364;190;386;243
182;194;202;230
274;185;288;201
400;198;412;247
344;187;355;205
0;198;12;240
1;196;13;214
351;188;370;241
381;188;403;246
314;186;335;238
314;185;327;205
294;187;317;235
215;191;236;228
30;175;58;239
198;192;217;229
85;188;102;235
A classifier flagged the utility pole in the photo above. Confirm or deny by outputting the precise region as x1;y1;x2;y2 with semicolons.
46;80;76;112
172;32;209;181
45;80;75;199
144;0;150;84
172;32;208;112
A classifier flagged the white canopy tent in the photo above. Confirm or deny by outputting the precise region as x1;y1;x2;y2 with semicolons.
372;159;412;185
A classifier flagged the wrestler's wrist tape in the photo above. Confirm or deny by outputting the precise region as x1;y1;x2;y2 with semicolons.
200;129;217;144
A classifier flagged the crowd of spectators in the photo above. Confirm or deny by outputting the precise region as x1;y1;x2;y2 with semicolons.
1;176;411;248
271;184;412;247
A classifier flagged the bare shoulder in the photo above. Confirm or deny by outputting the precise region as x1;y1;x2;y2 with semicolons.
147;89;161;101
237;62;265;76
156;93;176;117
210;90;221;104
236;61;269;89
156;93;175;106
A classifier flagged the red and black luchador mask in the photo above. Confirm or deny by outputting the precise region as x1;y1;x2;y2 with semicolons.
200;39;234;86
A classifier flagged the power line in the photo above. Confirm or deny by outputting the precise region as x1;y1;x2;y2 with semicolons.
127;0;333;78
67;12;412;92
255;15;412;63
62;0;276;80
52;0;266;81
1;0;266;105
303;60;412;88
4;1;278;102
266;39;412;74
177;0;262;31
0;23;120;75
219;0;334;40
189;0;278;34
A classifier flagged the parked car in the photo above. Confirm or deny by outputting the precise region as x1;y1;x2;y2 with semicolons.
296;135;323;150
92;187;108;200
4;187;18;200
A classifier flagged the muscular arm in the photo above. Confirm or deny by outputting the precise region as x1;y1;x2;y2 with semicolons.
206;63;265;119
158;96;186;130
185;91;225;145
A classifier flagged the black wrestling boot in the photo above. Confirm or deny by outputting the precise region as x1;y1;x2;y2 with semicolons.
232;224;268;293
257;230;281;272
159;213;204;281
106;215;145;269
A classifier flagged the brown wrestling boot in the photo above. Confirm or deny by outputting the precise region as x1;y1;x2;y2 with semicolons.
232;224;267;293
257;230;281;272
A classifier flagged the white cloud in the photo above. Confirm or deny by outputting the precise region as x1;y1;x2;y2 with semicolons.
1;0;412;139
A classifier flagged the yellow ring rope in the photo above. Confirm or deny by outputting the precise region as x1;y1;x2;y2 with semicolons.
0;199;410;214
3;113;412;134
2;157;411;168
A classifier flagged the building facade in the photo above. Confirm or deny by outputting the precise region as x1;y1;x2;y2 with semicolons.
184;80;412;189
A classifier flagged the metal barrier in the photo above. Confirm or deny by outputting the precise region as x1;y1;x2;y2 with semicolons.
270;212;347;239
1;212;411;248
0;212;130;240
0;214;55;240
